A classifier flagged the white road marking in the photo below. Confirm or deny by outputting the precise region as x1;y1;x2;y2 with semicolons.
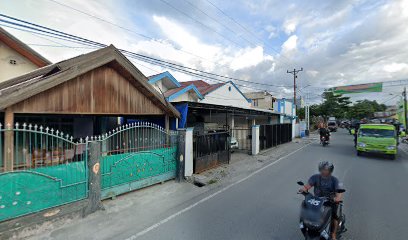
125;142;314;240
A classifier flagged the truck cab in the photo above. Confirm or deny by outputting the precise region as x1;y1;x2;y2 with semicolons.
356;124;398;159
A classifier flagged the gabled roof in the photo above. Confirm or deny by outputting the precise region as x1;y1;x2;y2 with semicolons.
180;80;225;95
0;27;51;67
180;80;251;102
0;45;180;117
164;84;204;101
148;71;181;88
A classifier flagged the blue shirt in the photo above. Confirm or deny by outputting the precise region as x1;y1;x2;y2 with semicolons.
308;174;340;197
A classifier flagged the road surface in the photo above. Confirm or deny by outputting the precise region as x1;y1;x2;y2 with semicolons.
127;130;408;240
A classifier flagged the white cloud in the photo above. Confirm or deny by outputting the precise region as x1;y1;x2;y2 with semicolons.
230;46;267;71
383;63;408;73
283;18;298;35
281;35;298;54
265;25;278;39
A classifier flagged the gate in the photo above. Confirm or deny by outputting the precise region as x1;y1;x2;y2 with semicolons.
231;128;252;153
193;131;230;173
0;123;88;222
99;122;178;199
259;123;292;150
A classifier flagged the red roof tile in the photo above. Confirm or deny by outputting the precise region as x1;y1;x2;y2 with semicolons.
180;80;224;95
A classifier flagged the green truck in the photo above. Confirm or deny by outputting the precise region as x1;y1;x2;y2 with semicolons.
356;124;398;159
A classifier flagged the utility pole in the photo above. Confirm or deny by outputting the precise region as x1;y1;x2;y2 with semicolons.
404;87;407;134
287;68;303;107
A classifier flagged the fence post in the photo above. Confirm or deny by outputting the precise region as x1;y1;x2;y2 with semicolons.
4;109;14;171
183;128;194;178
176;129;186;182
83;141;104;217
252;125;260;155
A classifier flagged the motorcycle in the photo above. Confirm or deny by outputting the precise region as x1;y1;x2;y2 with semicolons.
320;135;329;147
297;181;347;240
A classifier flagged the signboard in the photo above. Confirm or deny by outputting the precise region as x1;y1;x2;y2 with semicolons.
331;82;383;94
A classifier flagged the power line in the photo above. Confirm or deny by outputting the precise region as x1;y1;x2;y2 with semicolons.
203;0;292;63
184;0;255;47
47;0;212;63
158;0;245;49
0;14;291;88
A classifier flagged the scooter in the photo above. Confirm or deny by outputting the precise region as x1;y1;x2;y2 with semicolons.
320;136;329;147
297;181;347;240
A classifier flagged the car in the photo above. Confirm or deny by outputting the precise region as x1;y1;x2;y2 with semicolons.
356;124;398;159
230;137;239;152
327;121;337;132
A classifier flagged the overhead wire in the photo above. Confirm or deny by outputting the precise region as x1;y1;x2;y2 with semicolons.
0;14;291;89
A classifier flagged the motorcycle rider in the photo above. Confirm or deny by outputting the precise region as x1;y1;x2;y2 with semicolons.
318;122;330;144
299;162;343;240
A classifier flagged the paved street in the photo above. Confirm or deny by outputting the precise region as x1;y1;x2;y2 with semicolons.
127;130;408;240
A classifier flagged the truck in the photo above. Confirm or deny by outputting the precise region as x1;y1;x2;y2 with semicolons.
356;124;398;160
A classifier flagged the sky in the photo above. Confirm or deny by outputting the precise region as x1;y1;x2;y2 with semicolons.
1;0;408;104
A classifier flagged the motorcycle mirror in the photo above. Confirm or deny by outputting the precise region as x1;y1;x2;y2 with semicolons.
297;181;304;186
336;189;346;193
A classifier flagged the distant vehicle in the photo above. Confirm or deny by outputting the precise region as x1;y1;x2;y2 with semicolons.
356;124;398;160
328;121;337;132
230;137;239;152
370;119;381;124
340;120;350;128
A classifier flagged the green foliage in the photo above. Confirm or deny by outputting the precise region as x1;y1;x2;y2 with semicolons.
305;91;386;120
347;99;386;119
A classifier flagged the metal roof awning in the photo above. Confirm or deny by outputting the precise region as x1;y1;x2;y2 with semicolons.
179;101;283;117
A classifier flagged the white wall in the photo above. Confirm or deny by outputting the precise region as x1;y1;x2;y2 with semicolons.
170;91;199;102
0;42;38;83
200;82;251;108
151;81;168;94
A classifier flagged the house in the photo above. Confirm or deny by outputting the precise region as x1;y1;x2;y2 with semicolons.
0;27;51;83
183;80;252;109
148;72;203;103
0;45;180;170
244;91;276;110
147;73;280;131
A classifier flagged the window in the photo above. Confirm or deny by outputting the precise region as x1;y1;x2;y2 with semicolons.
253;99;258;107
359;128;395;138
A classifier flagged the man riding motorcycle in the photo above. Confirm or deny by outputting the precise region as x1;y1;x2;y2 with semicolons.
299;162;343;240
318;123;330;144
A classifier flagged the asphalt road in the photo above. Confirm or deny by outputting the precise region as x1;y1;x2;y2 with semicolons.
131;129;408;240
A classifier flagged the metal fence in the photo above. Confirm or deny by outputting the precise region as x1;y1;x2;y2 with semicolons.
193;131;230;173
230;128;252;153
98;122;178;199
0;123;88;222
259;123;292;150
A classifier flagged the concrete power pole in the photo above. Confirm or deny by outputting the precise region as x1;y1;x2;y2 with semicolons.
287;68;303;107
404;87;407;134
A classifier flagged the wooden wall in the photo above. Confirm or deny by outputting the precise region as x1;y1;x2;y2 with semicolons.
10;66;165;115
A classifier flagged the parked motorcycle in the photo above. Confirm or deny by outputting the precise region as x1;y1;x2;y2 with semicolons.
297;181;346;240
320;136;329;147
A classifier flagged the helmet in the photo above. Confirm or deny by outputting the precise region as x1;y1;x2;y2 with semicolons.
318;161;334;173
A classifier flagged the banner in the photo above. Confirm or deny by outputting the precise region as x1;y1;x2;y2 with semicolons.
331;82;383;94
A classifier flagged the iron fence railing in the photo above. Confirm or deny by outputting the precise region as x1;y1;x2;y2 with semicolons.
193;131;230;173
0;122;88;222
95;122;178;199
259;123;292;150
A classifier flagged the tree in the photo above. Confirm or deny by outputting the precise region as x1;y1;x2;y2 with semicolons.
302;91;387;122
347;100;386;119
317;91;351;119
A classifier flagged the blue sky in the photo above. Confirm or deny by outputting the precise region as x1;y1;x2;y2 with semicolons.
1;0;407;103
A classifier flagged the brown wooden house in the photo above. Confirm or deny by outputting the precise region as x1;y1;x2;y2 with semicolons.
0;45;180;170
